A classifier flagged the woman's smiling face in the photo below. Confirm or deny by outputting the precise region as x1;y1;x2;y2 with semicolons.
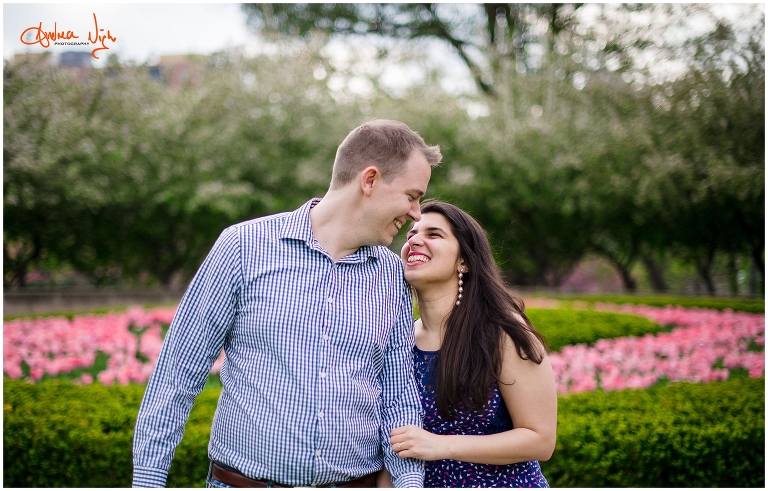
400;212;463;289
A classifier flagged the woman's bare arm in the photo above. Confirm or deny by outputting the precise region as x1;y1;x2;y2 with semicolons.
389;334;557;465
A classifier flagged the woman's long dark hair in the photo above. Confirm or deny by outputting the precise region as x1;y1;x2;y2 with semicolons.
417;199;549;420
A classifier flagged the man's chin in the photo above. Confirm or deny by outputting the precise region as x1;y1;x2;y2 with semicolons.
360;234;394;247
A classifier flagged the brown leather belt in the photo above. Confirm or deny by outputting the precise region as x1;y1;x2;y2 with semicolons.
211;463;377;488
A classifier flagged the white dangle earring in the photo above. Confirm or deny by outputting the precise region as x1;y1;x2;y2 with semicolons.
456;270;464;306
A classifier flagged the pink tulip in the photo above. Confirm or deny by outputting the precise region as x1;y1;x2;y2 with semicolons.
4;363;22;379
97;371;114;385
29;367;44;381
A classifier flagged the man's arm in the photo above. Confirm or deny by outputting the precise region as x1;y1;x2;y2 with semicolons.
132;226;242;487
378;279;424;488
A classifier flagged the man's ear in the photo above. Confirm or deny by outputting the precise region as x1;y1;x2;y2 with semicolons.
360;166;380;197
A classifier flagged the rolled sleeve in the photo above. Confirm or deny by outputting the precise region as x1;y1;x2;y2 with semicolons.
379;278;424;487
131;466;168;488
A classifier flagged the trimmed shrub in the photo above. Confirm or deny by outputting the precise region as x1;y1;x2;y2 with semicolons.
4;377;763;487
527;308;666;352
3;380;141;487
529;293;765;314
541;377;765;487
3;380;214;487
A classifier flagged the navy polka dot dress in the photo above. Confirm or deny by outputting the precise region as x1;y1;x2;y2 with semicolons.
414;346;550;488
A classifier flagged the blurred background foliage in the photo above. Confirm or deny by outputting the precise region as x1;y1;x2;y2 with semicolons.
3;3;764;296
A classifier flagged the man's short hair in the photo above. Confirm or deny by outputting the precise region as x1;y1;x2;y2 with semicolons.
330;119;442;189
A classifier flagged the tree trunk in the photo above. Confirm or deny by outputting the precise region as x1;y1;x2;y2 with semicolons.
616;263;637;293
749;255;760;297
726;253;739;297
595;248;637;293
4;236;41;288
695;257;716;296
14;264;28;288
641;255;668;293
750;244;764;290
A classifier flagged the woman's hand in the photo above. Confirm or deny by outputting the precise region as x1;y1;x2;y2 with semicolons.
390;425;448;461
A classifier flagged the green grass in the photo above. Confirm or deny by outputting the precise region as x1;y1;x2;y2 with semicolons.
3;301;179;322
526;292;764;313
526;308;668;352
416;299;666;352
6;292;762;323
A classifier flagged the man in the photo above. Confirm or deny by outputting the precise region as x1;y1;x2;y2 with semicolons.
132;119;442;488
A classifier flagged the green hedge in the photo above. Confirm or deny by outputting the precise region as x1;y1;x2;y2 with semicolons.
3;380;215;487
529;293;765;313
527;308;666;352
4;377;764;487
541;377;765;487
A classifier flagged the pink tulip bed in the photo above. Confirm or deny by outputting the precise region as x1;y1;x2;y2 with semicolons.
3;302;764;395
3;306;223;386
525;299;765;394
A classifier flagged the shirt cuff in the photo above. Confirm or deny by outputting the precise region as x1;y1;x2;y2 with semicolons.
132;466;168;488
393;471;424;488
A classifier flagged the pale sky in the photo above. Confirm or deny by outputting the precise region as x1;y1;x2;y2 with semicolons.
3;3;762;91
2;2;474;95
4;3;259;67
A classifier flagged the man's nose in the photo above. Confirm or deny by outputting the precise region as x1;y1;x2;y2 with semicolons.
409;202;422;222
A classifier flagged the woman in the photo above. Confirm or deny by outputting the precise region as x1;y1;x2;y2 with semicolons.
379;200;557;488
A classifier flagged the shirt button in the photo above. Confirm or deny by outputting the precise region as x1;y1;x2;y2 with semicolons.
318;411;324;419
319;372;326;378
327;297;334;303
322;334;329;341
316;449;322;456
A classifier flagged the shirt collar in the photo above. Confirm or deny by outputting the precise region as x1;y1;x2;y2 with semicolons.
280;198;380;262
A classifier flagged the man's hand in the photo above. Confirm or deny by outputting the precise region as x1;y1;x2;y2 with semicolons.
390;425;447;461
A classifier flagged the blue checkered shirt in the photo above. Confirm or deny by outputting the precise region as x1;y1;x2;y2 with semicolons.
132;199;424;487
